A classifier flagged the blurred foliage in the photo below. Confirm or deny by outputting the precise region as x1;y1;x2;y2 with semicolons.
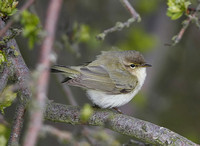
69;23;100;48
167;0;191;20
78;24;90;43
20;10;42;49
132;92;148;109
0;51;6;65
91;129;120;146
66;23;91;43
57;23;100;57
76;128;121;146
136;0;159;14
0;124;9;146
0;86;17;113
0;0;18;17
78;141;90;146
78;25;101;49
80;104;93;123
118;27;157;52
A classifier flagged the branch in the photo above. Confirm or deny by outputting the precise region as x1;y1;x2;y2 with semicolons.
96;0;140;40
7;103;26;146
0;17;30;146
120;0;140;20
0;67;10;93
44;102;198;146
172;14;193;45
23;0;63;146
96;18;138;40
172;3;200;46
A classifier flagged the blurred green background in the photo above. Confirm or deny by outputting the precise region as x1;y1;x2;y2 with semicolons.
2;0;200;145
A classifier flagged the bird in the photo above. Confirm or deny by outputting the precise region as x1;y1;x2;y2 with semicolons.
51;50;151;109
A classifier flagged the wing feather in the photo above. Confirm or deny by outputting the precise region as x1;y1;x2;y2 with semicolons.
67;65;138;94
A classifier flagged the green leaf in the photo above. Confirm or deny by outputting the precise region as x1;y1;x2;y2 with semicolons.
0;0;18;16
166;0;191;20
118;27;157;52
79;25;91;42
0;135;7;146
168;12;183;20
0;51;6;65
0;124;10;146
20;10;41;49
0;86;17;114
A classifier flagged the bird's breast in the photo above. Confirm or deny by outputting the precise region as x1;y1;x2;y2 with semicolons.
133;67;146;87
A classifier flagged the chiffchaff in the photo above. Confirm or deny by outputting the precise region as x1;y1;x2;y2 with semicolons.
51;50;151;108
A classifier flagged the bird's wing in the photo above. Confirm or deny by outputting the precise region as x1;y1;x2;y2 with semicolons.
108;69;138;93
67;65;138;94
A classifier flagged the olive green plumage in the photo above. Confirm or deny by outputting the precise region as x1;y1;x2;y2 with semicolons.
51;50;149;94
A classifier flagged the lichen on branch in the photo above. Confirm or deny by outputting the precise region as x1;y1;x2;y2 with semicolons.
44;102;197;146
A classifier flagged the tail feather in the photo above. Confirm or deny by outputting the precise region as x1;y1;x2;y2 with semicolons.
51;65;80;80
51;65;79;73
61;77;71;83
51;68;64;73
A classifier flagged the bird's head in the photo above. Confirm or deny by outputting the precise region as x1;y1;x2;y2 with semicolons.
120;50;152;76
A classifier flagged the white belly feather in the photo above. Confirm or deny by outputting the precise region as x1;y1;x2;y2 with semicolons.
87;68;147;108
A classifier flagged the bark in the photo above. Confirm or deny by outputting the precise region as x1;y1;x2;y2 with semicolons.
44;102;199;146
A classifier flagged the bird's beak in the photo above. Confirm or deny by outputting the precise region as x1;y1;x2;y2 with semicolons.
140;63;152;67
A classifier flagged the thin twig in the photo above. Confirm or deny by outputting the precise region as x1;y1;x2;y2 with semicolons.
81;128;97;145
120;0;140;20
23;0;63;146
172;16;193;45
0;0;35;37
40;125;73;142
96;18;137;40
8;103;26;146
172;2;200;45
96;0;140;40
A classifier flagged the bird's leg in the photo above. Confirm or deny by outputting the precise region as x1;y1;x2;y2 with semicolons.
92;105;123;114
112;107;123;114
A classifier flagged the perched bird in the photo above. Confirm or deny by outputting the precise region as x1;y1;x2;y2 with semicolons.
51;50;151;109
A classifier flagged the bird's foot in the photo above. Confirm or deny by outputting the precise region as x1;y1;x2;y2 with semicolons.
92;105;123;114
112;107;123;114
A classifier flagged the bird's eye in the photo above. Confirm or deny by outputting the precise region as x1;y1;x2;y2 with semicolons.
130;64;135;68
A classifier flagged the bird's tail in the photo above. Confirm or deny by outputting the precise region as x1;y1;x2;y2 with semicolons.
51;65;80;77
